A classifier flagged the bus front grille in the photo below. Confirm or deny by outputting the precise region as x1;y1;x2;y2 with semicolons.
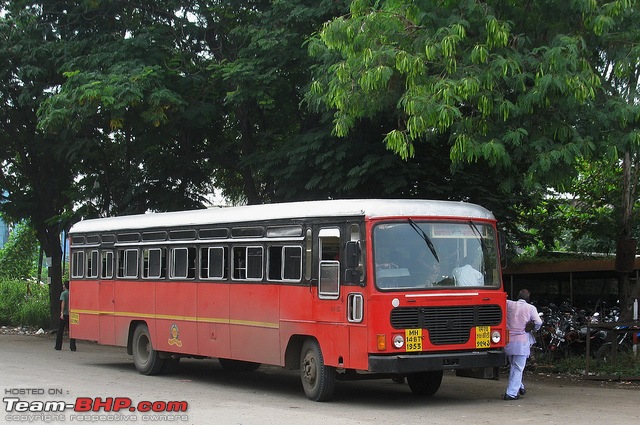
389;305;502;345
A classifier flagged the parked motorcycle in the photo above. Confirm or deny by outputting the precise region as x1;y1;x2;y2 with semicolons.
532;301;611;358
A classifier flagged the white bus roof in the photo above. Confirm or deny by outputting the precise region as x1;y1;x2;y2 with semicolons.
69;199;495;234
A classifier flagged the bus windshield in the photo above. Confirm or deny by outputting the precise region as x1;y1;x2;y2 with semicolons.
373;221;501;290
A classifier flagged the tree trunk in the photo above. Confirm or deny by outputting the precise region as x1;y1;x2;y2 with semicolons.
617;152;639;320
40;229;63;330
237;103;261;205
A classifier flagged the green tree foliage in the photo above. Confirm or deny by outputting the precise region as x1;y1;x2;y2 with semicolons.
557;159;638;254
2;1;637;319
1;1;221;325
309;0;640;312
580;0;639;268
35;0;221;215
1;1;355;324
35;1;354;207
193;0;352;204
0;223;39;281
308;0;615;190
0;1;80;326
262;113;538;233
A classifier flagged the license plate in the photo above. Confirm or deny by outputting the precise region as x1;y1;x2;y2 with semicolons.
475;326;490;348
405;328;422;352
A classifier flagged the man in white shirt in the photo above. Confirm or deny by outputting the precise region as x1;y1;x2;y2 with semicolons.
453;250;484;286
453;263;483;286
504;289;542;400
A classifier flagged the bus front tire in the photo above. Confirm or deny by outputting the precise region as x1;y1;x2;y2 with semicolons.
300;339;335;402
132;324;165;375
407;370;443;396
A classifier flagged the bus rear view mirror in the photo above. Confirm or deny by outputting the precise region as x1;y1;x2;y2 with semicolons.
498;229;507;268
344;268;362;285
345;241;360;269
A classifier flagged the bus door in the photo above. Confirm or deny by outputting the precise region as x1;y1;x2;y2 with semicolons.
317;225;364;305
98;279;116;345
98;250;116;345
318;228;341;302
316;226;366;369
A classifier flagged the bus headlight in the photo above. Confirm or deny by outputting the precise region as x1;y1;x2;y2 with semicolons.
393;334;405;349
491;330;501;344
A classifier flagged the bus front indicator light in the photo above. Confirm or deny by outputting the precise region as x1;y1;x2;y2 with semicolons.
377;334;386;351
491;330;501;344
392;334;404;349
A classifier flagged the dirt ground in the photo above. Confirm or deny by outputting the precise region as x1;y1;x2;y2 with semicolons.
4;324;639;391
2;330;639;424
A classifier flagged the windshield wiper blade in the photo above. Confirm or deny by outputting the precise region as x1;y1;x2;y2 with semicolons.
407;218;439;262
468;220;487;272
468;220;487;251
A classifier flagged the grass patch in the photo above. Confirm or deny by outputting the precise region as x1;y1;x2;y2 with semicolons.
0;278;49;328
532;351;640;377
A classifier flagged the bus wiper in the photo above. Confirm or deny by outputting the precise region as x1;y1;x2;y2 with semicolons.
407;218;439;262
468;220;487;253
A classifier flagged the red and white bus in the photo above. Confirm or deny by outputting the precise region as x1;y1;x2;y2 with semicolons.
68;199;506;401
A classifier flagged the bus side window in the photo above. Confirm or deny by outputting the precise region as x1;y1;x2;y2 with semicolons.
283;246;302;281
117;249;139;278
318;228;340;299
71;250;85;278
232;246;263;281
201;246;227;280
101;251;114;279
171;247;196;279
268;245;302;282
143;248;166;279
86;250;99;278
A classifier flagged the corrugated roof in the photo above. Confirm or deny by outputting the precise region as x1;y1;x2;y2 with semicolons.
504;257;640;275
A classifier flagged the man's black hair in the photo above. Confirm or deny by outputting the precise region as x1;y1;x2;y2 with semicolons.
517;289;530;302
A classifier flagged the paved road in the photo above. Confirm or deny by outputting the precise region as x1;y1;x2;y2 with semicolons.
1;334;638;424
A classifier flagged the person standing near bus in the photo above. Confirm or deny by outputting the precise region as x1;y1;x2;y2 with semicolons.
504;289;541;400
54;280;76;351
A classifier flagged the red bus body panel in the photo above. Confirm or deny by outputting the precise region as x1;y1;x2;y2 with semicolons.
69;200;506;378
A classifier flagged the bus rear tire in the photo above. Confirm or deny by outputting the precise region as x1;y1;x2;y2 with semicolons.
407;370;443;396
132;323;165;375
300;339;335;402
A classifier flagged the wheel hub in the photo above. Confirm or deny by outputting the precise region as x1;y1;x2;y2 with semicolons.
302;353;317;385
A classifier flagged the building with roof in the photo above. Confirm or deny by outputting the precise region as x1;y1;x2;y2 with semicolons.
502;256;640;308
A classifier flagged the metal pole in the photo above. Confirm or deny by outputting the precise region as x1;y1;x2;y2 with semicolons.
570;272;573;305
634;298;638;357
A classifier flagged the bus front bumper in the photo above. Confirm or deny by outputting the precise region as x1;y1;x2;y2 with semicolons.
368;350;506;374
